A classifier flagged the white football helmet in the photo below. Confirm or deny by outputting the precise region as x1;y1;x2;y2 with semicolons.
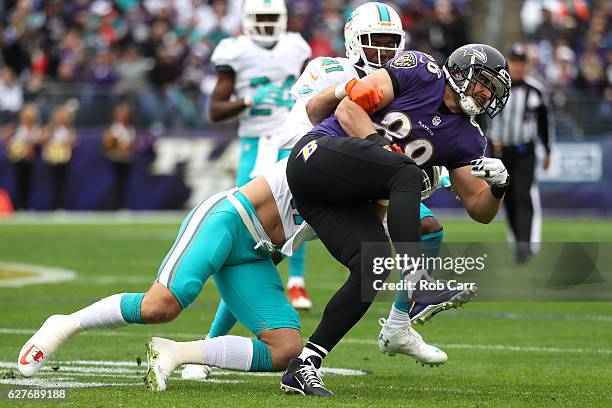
345;2;405;74
242;0;287;47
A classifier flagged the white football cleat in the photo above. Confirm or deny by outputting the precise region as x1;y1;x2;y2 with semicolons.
145;337;181;392
378;318;447;366
18;314;81;377
181;364;212;380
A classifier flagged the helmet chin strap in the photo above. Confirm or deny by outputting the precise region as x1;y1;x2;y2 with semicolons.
458;93;483;116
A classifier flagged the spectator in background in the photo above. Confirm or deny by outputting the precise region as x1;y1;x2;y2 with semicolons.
545;43;578;135
114;45;154;104
194;0;241;47
56;28;86;82
576;36;606;96
102;103;136;209
0;66;24;125
533;4;561;45
600;48;612;118
1;104;42;210
41;105;79;210
428;0;468;58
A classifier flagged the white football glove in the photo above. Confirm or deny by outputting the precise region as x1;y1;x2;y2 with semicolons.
470;158;509;187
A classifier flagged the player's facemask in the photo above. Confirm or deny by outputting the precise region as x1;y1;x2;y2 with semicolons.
450;67;510;118
357;33;404;73
243;10;287;47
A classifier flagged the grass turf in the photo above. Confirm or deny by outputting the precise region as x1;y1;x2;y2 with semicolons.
0;218;611;407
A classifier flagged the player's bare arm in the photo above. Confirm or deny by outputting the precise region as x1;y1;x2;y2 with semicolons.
305;86;341;125
449;165;504;224
209;71;250;122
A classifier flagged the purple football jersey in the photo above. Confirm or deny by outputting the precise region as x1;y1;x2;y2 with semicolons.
313;51;487;169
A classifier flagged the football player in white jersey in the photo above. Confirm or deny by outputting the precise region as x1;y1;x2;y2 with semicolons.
277;1;450;370
17;159;313;390
208;0;313;311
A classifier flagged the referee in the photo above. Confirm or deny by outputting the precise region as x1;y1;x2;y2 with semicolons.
487;43;554;263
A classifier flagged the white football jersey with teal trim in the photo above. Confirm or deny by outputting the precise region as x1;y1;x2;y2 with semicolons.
211;32;311;139
278;56;359;149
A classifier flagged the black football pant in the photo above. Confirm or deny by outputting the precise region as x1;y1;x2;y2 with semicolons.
501;142;536;257
286;133;423;352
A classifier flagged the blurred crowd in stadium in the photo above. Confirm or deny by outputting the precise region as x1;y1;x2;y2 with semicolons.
0;0;610;137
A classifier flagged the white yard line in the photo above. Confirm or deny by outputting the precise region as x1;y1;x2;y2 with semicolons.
3;328;612;356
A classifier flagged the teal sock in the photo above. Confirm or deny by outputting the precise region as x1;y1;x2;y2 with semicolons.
393;229;445;312
288;243;306;278
119;293;145;324
250;339;273;372
208;300;237;338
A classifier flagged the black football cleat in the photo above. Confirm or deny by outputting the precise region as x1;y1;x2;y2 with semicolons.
280;356;334;397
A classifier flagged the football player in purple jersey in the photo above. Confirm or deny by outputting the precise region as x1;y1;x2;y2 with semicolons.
280;44;512;397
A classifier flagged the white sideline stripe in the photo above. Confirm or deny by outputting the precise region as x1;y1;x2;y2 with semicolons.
0;262;76;287
157;191;226;286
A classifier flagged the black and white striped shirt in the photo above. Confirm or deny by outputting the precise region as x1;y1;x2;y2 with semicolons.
488;76;554;153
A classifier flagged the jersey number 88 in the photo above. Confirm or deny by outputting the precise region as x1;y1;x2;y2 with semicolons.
373;111;434;166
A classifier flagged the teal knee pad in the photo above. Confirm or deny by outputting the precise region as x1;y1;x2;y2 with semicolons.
250;339;273;372
120;293;145;324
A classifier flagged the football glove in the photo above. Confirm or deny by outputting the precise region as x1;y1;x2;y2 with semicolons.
250;84;283;106
470;157;509;187
337;78;383;114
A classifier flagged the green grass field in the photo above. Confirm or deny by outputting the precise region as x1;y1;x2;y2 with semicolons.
0;217;611;407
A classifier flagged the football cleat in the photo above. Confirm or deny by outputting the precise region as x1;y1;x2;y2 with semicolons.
18;314;81;377
144;337;181;392
409;276;477;325
280;356;334;397
287;286;312;310
181;364;212;380
378;318;447;366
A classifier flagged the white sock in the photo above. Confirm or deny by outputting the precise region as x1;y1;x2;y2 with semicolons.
202;336;253;371
287;276;305;288
71;294;128;330
386;305;411;327
299;342;328;361
170;340;205;366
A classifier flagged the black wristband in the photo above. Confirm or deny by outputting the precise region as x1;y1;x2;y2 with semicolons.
366;132;390;147
490;180;509;199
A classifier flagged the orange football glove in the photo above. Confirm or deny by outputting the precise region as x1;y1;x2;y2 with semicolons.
390;143;403;154
382;143;404;154
345;78;384;114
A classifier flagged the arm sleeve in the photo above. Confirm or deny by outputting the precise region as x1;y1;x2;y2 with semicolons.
536;91;554;154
